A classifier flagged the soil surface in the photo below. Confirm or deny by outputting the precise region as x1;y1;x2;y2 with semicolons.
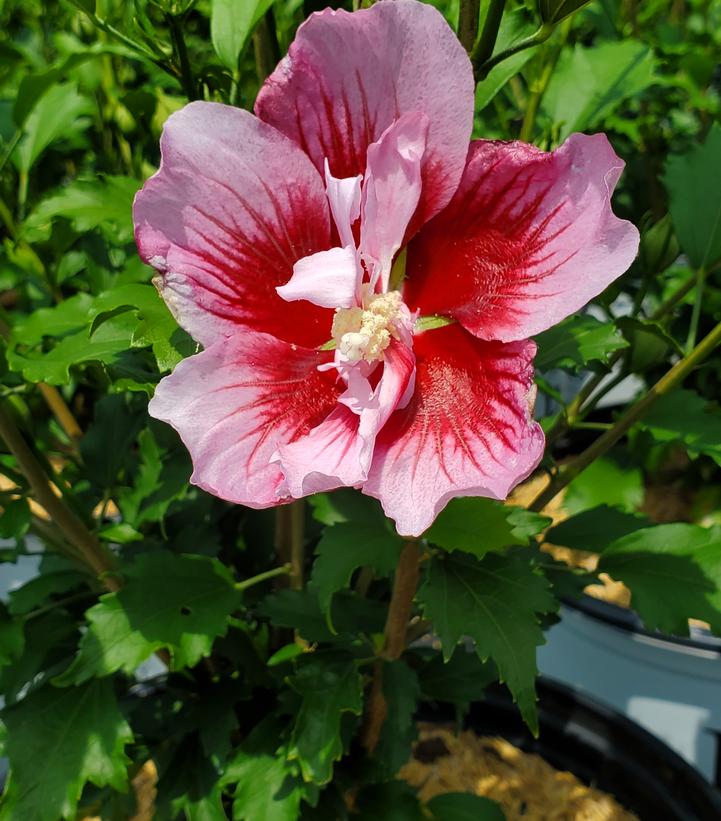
401;725;639;821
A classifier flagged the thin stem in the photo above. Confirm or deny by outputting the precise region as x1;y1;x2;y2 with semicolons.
530;320;721;512
236;564;291;592
362;539;421;754
274;500;305;590
518;17;569;142
66;0;177;77
0;131;21;177
458;0;482;51
165;12;197;99
471;0;507;75
685;265;707;352
545;265;705;446
0;403;120;591
37;384;83;443
252;9;280;84
474;22;554;81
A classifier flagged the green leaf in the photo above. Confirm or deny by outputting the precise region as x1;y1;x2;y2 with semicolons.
118;427;191;526
0;498;31;539
616;316;682;371
227;750;305;821
80;394;145;489
309;488;385;527
538;0;593;24
23;176;141;243
54;552;241;684
598;523;721;635
287;655;363;783
7;285;189;383
0;611;78;705
416;648;498;704
636;388;721;465
13;83;92;173
8;567;86;616
211;0;276;69
428;793;506;821
312;522;402;613
356;782;424;821
564;456;644;514
418;552;556;733
155;736;226;821
542;40;655;139
475;12;540;112
534;315;628;373
372;660;420;778
546;505;650;552
425;498;542;558
0;680;133;821
663;123;721;268
0;613;25;667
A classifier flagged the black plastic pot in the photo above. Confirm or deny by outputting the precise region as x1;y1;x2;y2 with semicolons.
423;676;721;821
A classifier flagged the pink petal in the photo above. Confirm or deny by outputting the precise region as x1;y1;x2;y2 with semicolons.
362;325;544;537
405;133;640;342
276;246;359;309
148;331;341;507
277;340;415;497
324;161;362;248
255;0;474;230
361;112;428;290
133;101;333;349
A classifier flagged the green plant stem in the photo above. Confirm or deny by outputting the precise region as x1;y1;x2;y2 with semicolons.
165;12;197;99
545;266;705;446
530;320;721;512
518;18;569;142
470;0;506;66
0;130;21;178
362;539;421;754
0;403;121;591
66;0;177;77
252;10;280;84
474;22;553;81
458;0;482;51
685;264;707;352
275;500;305;590
236;564;291;592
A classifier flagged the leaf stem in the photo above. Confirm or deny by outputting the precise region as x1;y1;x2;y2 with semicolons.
474;22;554;81
252;9;280;84
236;564;292;592
362;538;421;754
37;384;83;443
685;264;707;352
545;265;706;446
165;12;197;99
275;500;305;590
518;17;570;142
471;0;507;75
458;0;482;51
66;0;177;77
0;403;121;591
530;320;721;512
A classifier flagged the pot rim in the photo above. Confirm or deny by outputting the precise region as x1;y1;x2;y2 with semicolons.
563;593;721;654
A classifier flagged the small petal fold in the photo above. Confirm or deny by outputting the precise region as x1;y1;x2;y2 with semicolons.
361;112;429;290
277;340;415;497
277;246;359;309
405;133;640;342
148;332;341;507
363;325;544;536
324;161;362;248
133;101;332;349
255;0;474;230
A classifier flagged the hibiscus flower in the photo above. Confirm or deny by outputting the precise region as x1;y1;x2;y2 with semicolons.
134;0;638;536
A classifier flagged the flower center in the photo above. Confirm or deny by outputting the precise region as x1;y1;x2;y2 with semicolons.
331;290;405;363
